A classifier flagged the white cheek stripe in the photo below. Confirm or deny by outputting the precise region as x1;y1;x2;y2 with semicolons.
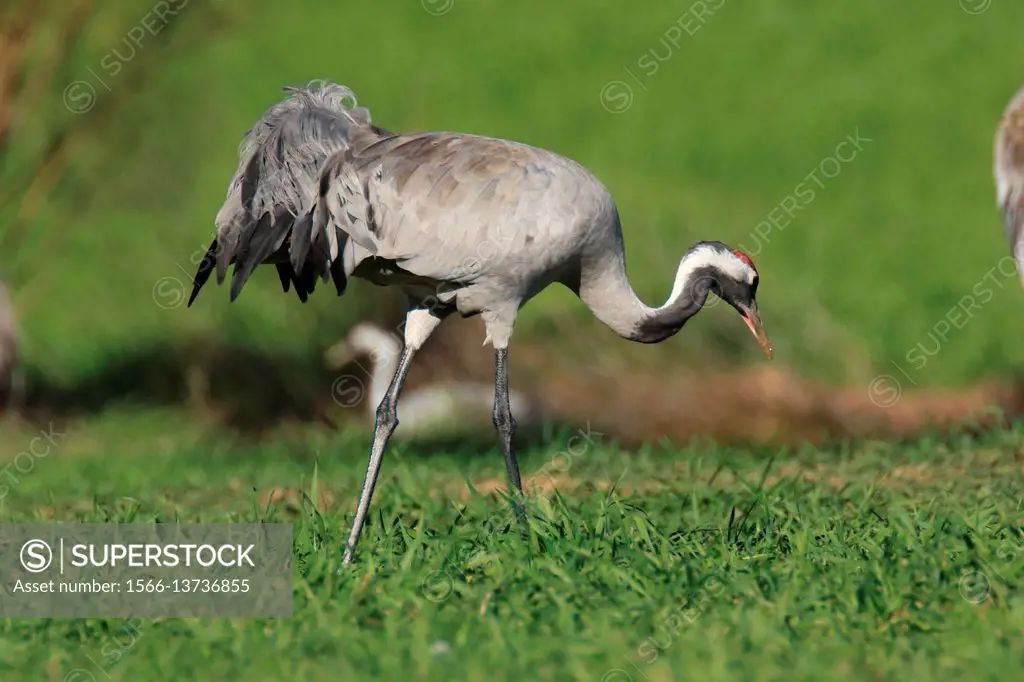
667;247;757;304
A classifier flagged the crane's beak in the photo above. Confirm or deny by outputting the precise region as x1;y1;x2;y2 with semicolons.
737;303;773;360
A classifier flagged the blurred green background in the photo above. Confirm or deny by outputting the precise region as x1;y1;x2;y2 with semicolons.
3;0;1024;406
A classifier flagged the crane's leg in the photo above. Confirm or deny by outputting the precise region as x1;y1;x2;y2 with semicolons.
340;307;444;568
493;346;528;535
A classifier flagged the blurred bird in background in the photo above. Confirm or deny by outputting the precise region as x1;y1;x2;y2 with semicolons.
324;321;547;439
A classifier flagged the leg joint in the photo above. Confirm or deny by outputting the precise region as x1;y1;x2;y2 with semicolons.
375;399;398;430
492;404;516;433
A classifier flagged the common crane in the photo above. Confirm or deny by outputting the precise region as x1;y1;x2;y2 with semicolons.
187;81;773;567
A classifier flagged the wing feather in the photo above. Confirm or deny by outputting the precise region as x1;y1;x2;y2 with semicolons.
309;133;556;283
187;81;389;306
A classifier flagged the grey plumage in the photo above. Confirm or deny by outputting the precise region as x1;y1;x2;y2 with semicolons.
188;81;772;567
995;84;1024;285
188;82;390;305
310;131;600;338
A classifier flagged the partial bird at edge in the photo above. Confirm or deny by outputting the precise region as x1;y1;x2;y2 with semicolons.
0;280;22;418
995;83;1024;287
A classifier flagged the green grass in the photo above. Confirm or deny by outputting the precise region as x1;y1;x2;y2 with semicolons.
0;414;1021;680
6;0;1024;387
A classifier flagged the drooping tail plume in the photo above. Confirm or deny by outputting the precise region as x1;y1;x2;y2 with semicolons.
187;81;391;306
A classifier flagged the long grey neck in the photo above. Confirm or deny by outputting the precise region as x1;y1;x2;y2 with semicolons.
577;247;713;344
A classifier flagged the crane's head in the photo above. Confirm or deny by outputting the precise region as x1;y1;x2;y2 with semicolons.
685;241;773;359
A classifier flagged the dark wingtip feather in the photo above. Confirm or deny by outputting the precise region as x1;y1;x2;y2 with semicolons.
329;256;347;296
296;263;318;303
275;264;292;292
187;239;219;307
215;233;235;285
229;263;248;302
290;212;314;275
294;269;309;304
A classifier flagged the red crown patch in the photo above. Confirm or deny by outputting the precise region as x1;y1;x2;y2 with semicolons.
732;250;757;272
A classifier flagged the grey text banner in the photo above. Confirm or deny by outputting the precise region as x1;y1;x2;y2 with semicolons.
0;523;293;617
